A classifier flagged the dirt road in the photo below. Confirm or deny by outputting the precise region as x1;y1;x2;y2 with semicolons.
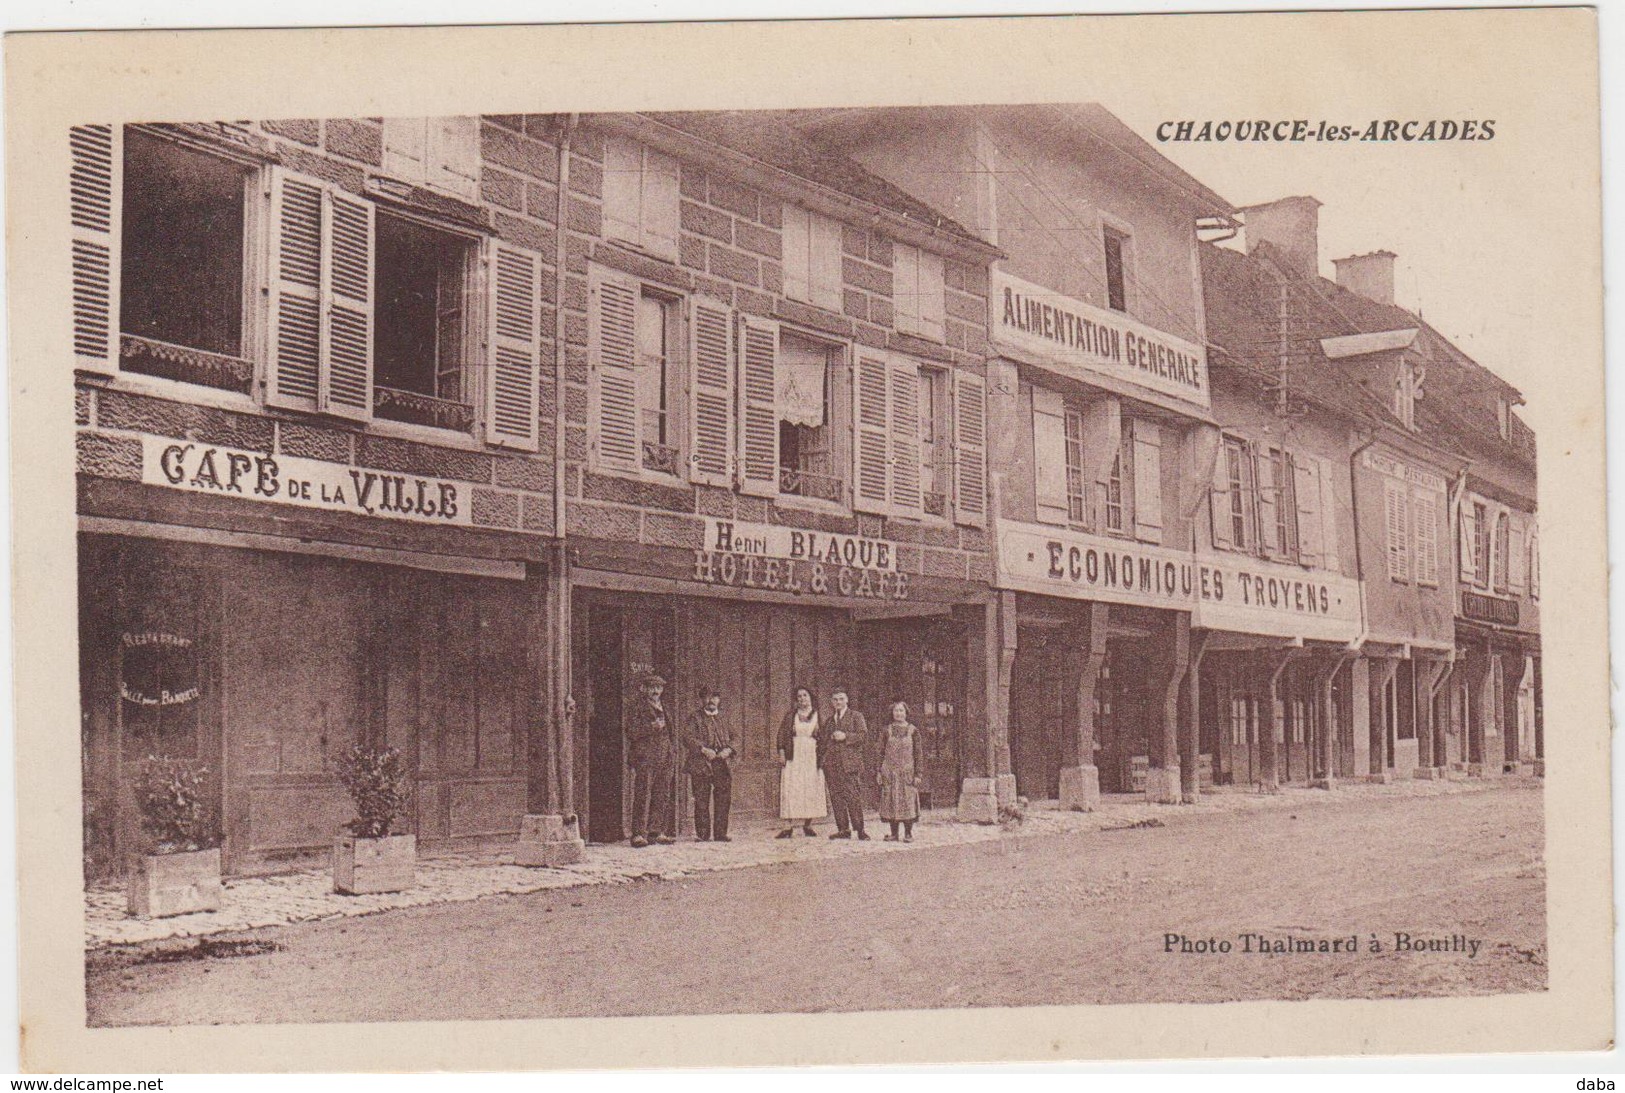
87;781;1545;1025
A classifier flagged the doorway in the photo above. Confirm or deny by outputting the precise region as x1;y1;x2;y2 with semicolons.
580;594;677;844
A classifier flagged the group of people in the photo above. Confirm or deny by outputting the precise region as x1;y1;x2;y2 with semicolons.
624;675;924;848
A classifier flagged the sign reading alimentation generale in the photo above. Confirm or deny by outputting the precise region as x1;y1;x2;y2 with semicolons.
992;270;1210;409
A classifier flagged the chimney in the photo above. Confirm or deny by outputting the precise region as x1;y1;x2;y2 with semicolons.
1240;195;1321;277
1332;250;1397;306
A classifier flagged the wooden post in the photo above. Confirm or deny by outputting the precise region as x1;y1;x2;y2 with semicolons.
1181;630;1210;802
1261;645;1302;792
1313;652;1354;789
1146;612;1190;804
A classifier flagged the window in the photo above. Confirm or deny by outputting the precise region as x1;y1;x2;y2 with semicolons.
1493;511;1511;593
119;128;252;388
1257;446;1298;557
777;332;843;503
895;243;946;340
373;212;477;429
602;136;680;262
1384;478;1411;582
1412;489;1440;587
1229;695;1250;747
590;266;695;479
1103;225;1130;313
1393;359;1423;431
1104;452;1126;533
1472;501;1491;587
1290;698;1308;745
381;117;479;200
1222;437;1256;550
918;367;951;518
783;205;843;312
1064;408;1088;525
636;291;682;476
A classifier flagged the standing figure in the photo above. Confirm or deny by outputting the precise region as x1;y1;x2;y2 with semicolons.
817;688;870;840
685;686;739;842
626;673;676;848
879;702;921;842
776;686;826;838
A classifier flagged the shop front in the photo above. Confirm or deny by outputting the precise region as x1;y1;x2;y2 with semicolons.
566;518;991;842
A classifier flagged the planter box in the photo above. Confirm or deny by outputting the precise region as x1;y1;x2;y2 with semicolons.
333;834;415;895
127;848;223;918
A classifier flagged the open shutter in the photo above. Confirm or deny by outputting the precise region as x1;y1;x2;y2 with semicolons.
1458;500;1478;581
782;205;810;304
484;241;543;451
737;314;779;497
1032;388;1069;525
1317;457;1341;572
266;170;326;411
431;117;480;200
888;356;923;518
70;124;121;376
952;369;988;528
853;348;892;515
1131;420;1163;544
1508;517;1527;593
381;118;428;184
893;244;919;335
1412;489;1439;586
688;298;734;486
917;250;946;341
641;147;681;262
602;137;642;249
1527;533;1539;599
320;189;375;421
1209;440;1234;550
811;214;844;312
1293;455;1322;566
1255;446;1280;557
588;265;641;473
1385;479;1411;582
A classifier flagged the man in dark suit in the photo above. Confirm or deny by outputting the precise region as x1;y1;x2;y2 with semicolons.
626;673;676;848
684;686;740;841
817;688;870;839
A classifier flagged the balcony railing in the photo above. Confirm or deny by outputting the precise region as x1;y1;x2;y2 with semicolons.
640;408;681;476
119;334;253;395
780;467;844;504
923;491;948;518
374;386;475;432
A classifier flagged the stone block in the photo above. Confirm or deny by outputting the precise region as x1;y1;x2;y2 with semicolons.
333;834;416;895
513;814;586;867
127;848;223;918
1143;765;1182;804
956;778;998;824
1058;765;1100;811
324;118;382;166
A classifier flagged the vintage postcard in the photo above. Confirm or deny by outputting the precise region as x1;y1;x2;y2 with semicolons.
6;8;1609;1071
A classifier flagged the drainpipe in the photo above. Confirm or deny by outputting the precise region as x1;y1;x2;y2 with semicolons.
551;113;578;818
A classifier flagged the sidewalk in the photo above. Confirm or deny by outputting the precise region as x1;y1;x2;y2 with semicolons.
84;774;1530;950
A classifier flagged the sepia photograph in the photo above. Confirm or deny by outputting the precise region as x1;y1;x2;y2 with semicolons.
7;7;1610;1072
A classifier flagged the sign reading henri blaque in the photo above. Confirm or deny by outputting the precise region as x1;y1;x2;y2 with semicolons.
993;271;1210;409
694;518;909;601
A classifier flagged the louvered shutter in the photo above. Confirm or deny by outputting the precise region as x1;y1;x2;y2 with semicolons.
1412;490;1439;586
1458;501;1478;581
70;124;121;376
381;118;428;184
1032;388;1069;525
602;137;642;249
320;190;375;421
811;214;844;312
1293;456;1322;566
1508;518;1526;593
917;250;946;341
889;356;923;518
266;170;327;411
1385;479;1411;582
641;147;681;262
952;369;988;528
688;298;734;486
1209;440;1234;550
782;205;810;303
1317;457;1341;571
1131;420;1163;544
737;315;780;497
588;265;641;473
853;349;892;515
484;241;543;451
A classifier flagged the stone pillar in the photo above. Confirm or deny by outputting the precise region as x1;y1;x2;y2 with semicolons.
1059;601;1110;811
1461;647;1492;775
1350;655;1372;778
1260;646;1301;792
1415;657;1450;775
517;550;584;867
960;593;1014;823
1312;654;1350;789
1367;656;1398;782
1144;612;1190;804
1181;631;1210;803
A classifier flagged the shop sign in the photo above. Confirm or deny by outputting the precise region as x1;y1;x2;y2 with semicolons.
140;437;488;527
695;517;907;601
1461;590;1519;627
1192;553;1363;642
996;520;1195;609
992;271;1210;409
1361;449;1448;494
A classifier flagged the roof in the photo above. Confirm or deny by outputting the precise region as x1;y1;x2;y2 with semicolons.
639;110;986;248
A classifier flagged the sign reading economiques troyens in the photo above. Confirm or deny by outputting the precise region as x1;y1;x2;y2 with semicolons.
694;517;910;601
998;521;1362;640
992;271;1210;409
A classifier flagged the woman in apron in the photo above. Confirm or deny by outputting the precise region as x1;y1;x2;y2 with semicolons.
878;701;921;841
776;686;826;838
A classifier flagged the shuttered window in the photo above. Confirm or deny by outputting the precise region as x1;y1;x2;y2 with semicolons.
71;124;121;375
782;205;843;313
952;370;989;528
1459;500;1479;582
483;241;543;451
1293;456;1323;566
382;117;480;200
736;314;780;497
602;135;680;262
1064;409;1088;526
1493;511;1511;593
1412;489;1440;587
1032;388;1070;526
1384;478;1411;583
895;243;946;341
688;298;735;487
587;265;642;473
1471;501;1491;587
1130;419;1162;544
1211;436;1255;551
853;348;892;515
1508;517;1527;594
1527;532;1540;600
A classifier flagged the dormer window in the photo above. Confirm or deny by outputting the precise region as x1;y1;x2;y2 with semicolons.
1393;359;1424;431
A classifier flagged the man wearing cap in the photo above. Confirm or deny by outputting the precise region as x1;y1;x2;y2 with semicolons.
626;673;676;847
684;686;740;841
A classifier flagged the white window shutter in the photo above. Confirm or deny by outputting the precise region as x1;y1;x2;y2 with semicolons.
319;189;375;422
688;298;735;487
888;356;923;518
1508;518;1527;593
917;250;946;341
1412;490;1438;586
602;137;642;249
952;369;989;528
70;124;121;376
1255;447;1279;556
641;147;681;262
1131;420;1163;544
1385;479;1411;582
484;241;543;451
381;118;428;184
265;170;327;411
811;214;844;312
782;205;810;303
853;349;892;515
894;244;920;335
1458;501;1478;581
1031;388;1069;525
736;314;780;497
588;266;641;473
431;117;480;199
1316;457;1341;572
1293;456;1322;566
1209;441;1234;550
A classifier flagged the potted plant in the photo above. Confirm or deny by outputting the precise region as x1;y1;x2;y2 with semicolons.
127;756;223;918
332;742;414;895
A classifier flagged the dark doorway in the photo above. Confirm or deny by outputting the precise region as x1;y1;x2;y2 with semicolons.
585;600;625;844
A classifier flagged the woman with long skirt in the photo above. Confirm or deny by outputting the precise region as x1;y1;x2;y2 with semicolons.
776;685;826;838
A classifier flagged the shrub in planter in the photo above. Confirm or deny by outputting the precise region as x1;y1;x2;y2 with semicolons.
127;756;223;918
332;742;415;895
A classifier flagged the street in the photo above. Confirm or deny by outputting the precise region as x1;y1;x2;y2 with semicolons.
86;781;1546;1025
